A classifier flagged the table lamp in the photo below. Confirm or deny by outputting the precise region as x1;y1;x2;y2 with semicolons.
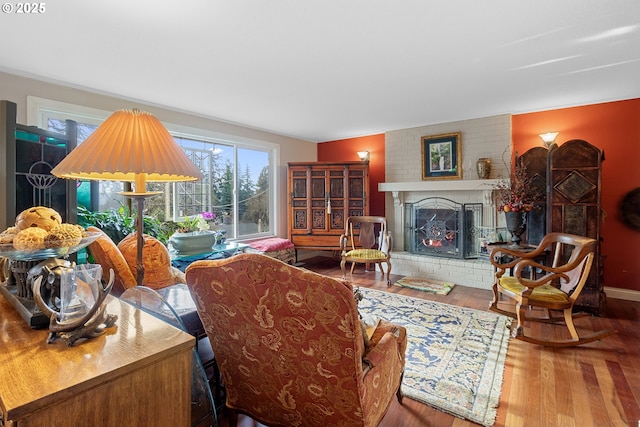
51;108;203;286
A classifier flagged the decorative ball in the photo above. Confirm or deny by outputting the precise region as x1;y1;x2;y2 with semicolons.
13;227;48;250
45;224;84;248
15;206;62;231
0;226;18;244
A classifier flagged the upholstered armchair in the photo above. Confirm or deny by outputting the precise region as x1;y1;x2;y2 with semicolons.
86;226;185;296
186;253;407;427
340;216;392;285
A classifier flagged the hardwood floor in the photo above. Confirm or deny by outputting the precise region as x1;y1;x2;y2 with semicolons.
215;255;640;427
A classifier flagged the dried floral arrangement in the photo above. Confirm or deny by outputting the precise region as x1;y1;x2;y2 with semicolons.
494;156;541;213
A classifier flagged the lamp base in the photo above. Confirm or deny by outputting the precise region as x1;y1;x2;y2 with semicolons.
118;191;161;287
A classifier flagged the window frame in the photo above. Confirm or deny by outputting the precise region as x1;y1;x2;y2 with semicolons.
27;96;279;241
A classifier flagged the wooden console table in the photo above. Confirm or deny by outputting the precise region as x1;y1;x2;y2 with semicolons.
0;293;194;427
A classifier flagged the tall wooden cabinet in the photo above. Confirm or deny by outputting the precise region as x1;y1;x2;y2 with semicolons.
548;139;605;315
287;161;369;251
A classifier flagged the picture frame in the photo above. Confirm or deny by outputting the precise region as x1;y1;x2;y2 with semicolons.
421;132;462;180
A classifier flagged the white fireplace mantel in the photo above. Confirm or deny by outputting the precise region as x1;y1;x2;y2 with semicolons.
379;179;502;205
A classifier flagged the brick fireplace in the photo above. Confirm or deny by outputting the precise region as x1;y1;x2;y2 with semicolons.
381;114;512;290
379;180;501;289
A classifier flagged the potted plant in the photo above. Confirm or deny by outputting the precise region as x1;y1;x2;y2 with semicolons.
168;212;222;255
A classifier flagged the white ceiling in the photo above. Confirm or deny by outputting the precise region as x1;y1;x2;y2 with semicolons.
1;1;639;142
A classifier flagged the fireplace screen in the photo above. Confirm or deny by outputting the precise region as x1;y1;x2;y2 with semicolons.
404;197;482;259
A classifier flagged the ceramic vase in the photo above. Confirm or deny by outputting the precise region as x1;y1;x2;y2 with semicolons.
476;158;491;179
168;230;217;255
505;211;527;247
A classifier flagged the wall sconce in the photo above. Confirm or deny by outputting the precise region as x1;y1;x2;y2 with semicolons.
539;132;559;148
357;151;370;162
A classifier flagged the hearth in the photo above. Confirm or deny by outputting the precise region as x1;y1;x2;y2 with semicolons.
404;197;482;259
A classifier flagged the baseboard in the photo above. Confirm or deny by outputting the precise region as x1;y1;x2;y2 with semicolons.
604;286;640;302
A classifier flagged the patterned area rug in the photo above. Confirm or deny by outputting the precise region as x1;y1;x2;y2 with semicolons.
395;276;455;295
357;288;511;426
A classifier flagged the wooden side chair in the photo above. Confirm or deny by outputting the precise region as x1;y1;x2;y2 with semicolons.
340;216;392;285
489;232;616;347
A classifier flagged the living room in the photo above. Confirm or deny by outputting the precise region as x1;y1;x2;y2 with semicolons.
2;74;640;427
1;2;640;426
2;74;638;300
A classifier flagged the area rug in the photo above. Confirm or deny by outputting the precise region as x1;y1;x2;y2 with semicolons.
357;288;511;426
395;276;455;295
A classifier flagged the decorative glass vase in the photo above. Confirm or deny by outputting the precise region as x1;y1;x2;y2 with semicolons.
59;264;102;325
505;211;527;247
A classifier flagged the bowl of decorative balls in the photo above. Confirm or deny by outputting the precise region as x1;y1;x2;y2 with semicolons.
0;206;100;261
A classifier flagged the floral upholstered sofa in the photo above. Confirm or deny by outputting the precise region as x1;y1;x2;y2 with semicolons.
186;253;407;427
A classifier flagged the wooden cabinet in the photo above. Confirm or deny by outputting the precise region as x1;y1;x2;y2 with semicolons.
547;139;605;315
0;294;194;427
287;161;369;251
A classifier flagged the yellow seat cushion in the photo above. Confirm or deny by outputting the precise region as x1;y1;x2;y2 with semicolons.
345;249;387;260
499;276;569;304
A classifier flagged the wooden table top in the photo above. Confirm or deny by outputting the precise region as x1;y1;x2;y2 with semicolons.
0;292;195;421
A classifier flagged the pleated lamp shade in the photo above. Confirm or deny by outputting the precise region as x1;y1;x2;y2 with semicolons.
51;109;203;191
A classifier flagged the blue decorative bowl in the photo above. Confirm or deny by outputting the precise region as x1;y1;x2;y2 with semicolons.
168;231;217;256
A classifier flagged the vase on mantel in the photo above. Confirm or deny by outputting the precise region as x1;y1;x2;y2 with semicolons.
476;158;491;179
504;211;527;247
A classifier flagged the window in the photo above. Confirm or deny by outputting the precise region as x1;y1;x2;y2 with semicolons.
31;97;276;240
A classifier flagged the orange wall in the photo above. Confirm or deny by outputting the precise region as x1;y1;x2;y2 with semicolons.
318;98;640;291
317;134;386;216
513;98;640;291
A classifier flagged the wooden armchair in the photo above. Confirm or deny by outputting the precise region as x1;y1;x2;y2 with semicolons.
489;232;616;347
186;253;407;427
340;216;392;285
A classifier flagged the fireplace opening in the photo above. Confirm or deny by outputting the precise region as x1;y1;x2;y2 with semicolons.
404;197;483;259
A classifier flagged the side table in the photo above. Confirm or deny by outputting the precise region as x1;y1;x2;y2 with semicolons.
120;286;218;427
155;283;226;416
488;243;547;279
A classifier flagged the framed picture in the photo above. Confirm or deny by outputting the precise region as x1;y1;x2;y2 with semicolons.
421;132;462;180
